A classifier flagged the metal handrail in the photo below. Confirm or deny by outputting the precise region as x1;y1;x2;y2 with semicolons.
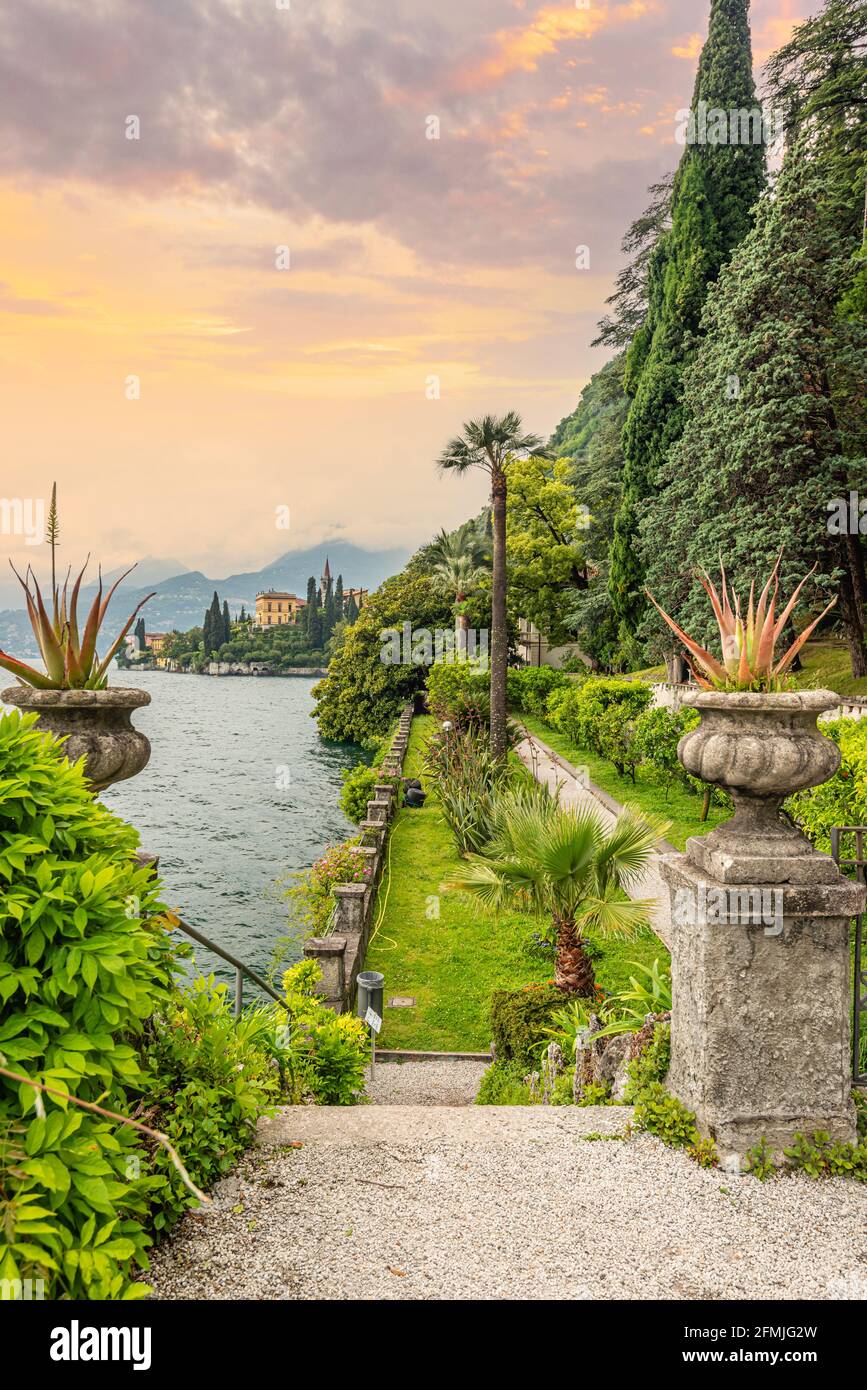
171;915;290;1020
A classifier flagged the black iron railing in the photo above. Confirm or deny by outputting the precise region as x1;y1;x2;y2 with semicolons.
830;825;867;1087
170;916;290;1020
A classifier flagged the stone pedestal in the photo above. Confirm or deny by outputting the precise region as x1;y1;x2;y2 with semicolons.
663;688;865;1159
661;851;862;1158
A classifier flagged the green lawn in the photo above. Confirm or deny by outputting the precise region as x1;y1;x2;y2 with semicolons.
519;712;728;852
365;715;669;1052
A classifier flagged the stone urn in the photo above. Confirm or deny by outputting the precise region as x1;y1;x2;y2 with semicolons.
677;688;843;884
661;685;865;1157
2;686;152;792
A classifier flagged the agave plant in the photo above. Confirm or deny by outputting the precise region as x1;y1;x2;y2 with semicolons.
0;558;154;690
646;556;837;692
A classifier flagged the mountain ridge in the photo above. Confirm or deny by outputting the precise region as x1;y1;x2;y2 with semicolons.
0;541;410;657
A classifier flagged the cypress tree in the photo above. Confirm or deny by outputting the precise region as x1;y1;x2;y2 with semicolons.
222;599;231;645
335;573;344;618
304;576;317;636
345;593;359;625
609;0;766;651
203;591;222;655
322;573;335;640
642;129;867;676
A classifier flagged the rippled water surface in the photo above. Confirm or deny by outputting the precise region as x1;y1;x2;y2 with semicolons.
96;671;358;983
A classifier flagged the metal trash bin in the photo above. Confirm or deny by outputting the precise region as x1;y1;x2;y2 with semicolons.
357;969;384;1020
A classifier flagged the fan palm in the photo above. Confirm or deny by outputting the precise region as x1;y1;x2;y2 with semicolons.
437;414;547;759
445;794;663;995
428;521;491;655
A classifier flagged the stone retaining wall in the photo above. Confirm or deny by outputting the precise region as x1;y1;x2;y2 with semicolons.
304;703;414;1013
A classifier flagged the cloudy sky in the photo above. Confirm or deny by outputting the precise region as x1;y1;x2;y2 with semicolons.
0;0;807;581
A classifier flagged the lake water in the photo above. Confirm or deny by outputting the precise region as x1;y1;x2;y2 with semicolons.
89;671;361;986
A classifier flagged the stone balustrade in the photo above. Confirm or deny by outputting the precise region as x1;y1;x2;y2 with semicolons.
304;703;414;1013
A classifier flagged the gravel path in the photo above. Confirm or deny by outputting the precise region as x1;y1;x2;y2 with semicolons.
366;1058;488;1106
145;1105;867;1301
516;733;672;947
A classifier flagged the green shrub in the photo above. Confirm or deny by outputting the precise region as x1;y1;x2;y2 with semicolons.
621;1021;671;1102
787;718;867;853
745;1136;776;1180
142;979;282;1231
426;659;490;729
595;705;639;780
576;1080;611;1107
475;1060;535;1106
490;982;564;1069
506;666;571;717
340;764;377;823
0;711;179;1300
279;961;369;1104
545;678;652;758
422;723;510;854
631;706;698;795
633;1081;702;1149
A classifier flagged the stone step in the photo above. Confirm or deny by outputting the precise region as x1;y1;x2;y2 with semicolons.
258;1103;632;1147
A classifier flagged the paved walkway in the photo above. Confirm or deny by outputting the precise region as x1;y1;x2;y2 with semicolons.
516;732;672;947
145;1104;867;1301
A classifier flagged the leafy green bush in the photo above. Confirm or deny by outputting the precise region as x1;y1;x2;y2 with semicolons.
787;717;867;853
313;568;454;743
545;677;652;759
595;704;639;780
340;764;378;823
631;706;697;794
142;978;282;1231
506;666;571;717
279;961;369;1104
426;659;490;729
475;1060;535;1106
490;982;564;1069
0;710;179;1300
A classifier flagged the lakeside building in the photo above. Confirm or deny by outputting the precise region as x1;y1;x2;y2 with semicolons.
254;558;368;630
254;592;306;627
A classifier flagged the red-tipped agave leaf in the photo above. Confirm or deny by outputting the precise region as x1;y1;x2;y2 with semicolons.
92;592;157;686
645;589;728;684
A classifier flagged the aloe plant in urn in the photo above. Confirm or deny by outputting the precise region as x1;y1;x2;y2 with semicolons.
647;556;842;882
648;559;864;1156
1;486;155;791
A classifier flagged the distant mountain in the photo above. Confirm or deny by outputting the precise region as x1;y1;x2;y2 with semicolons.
0;542;410;657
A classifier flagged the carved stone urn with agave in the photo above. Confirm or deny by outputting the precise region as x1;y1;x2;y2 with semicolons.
647;557;841;880
1;488;155;791
649;561;865;1156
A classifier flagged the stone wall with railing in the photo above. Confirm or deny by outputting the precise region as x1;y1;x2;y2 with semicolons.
303;703;414;1012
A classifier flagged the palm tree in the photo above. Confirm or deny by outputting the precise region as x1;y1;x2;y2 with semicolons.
428;521;491;656
446;794;661;994
437;414;546;759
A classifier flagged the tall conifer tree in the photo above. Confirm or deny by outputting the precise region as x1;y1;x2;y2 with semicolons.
642;129;867;675
609;0;766;654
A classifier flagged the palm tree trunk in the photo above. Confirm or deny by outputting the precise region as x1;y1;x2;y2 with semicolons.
490;471;508;759
554;916;595;995
456;593;468;657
